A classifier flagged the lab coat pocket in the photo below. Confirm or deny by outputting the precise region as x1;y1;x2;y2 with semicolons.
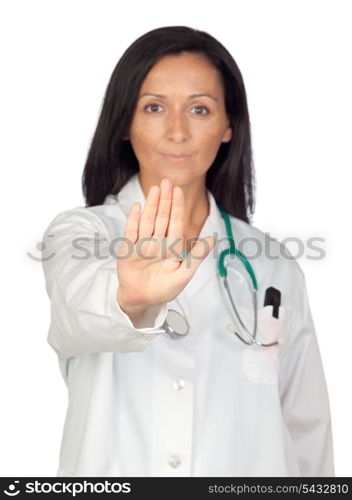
240;305;286;385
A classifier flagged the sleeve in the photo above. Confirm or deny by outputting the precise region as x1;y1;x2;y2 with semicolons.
41;207;168;360
279;273;335;477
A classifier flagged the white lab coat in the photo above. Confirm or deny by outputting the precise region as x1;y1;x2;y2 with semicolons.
42;173;335;477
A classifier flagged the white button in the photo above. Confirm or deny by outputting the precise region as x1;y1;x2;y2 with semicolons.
226;323;235;333
172;378;185;391
168;455;181;468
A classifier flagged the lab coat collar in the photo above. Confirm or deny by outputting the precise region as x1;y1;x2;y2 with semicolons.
113;173;228;300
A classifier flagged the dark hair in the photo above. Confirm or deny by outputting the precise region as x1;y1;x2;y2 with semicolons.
82;26;255;223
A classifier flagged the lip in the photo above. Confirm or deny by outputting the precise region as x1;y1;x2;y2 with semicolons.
162;153;192;162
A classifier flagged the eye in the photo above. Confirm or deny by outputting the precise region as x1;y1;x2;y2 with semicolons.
190;105;209;115
144;103;163;113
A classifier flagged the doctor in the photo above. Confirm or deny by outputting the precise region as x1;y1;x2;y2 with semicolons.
42;26;335;477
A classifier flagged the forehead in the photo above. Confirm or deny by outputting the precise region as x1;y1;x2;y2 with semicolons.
139;53;224;93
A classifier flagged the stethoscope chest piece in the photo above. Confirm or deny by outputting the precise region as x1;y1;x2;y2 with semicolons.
162;309;190;339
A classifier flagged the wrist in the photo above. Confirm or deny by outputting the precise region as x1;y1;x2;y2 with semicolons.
116;287;147;320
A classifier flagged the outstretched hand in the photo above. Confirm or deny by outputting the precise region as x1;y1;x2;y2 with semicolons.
116;178;216;319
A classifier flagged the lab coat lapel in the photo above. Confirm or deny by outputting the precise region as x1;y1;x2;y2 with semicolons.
113;173;145;216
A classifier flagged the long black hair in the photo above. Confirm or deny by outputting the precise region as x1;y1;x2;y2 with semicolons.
82;26;255;223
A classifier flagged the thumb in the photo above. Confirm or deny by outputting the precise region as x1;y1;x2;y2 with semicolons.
179;236;217;277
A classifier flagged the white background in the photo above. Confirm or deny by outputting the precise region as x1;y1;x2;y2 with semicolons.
1;0;351;476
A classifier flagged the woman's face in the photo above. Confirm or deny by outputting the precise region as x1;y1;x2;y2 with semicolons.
126;52;232;187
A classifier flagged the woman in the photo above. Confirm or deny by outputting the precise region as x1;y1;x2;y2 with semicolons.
42;26;334;477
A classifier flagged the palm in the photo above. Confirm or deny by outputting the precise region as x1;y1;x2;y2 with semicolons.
118;247;184;305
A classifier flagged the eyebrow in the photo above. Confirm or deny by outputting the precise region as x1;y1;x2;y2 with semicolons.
138;93;218;103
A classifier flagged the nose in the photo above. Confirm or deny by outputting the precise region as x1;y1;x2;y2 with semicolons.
165;109;190;143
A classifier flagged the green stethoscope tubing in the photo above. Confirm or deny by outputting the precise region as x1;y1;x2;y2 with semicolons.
218;207;258;290
218;207;258;345
219;207;278;347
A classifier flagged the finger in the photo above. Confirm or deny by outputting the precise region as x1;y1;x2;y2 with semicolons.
166;185;184;239
138;185;160;239
153;178;172;237
118;202;141;257
178;236;217;276
165;186;184;258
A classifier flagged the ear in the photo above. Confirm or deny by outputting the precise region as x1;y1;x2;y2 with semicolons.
122;128;130;140
221;122;232;143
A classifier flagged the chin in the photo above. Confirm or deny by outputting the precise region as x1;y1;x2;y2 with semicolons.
161;172;202;186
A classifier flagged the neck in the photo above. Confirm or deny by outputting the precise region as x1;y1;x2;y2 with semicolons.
138;172;210;234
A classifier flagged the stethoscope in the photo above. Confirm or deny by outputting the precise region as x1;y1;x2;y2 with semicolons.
153;207;279;347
